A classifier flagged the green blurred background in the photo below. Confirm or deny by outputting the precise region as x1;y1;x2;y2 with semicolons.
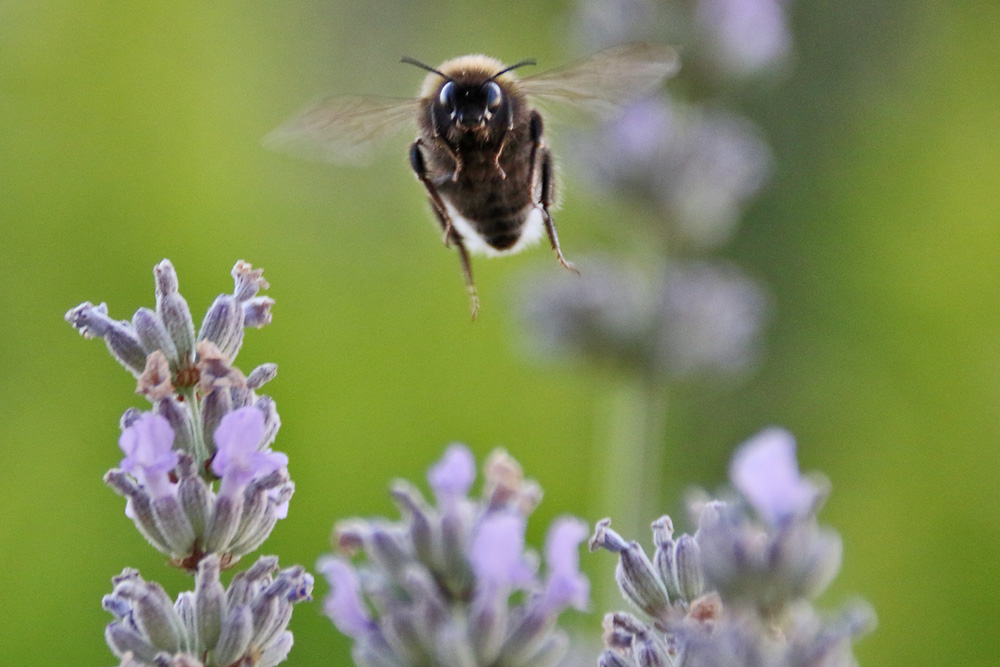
2;1;999;665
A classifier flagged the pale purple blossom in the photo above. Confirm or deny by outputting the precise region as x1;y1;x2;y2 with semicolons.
119;413;178;498
428;443;476;502
729;427;820;524
540;517;590;612
317;557;375;640
695;0;792;77
211;407;288;497
470;512;536;594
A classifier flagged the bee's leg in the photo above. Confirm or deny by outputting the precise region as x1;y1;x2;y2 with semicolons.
410;139;455;247
452;234;480;319
411;139;480;318
529;114;577;274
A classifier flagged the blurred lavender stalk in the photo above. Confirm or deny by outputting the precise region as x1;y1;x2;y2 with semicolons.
66;261;312;667
516;0;793;609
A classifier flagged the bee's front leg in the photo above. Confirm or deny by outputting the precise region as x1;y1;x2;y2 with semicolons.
529;113;578;275
410;139;480;319
410;139;454;247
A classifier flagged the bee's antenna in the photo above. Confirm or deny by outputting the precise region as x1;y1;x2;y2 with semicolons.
400;56;450;79
492;59;537;79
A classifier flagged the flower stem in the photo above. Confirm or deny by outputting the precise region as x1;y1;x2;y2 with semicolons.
595;371;668;610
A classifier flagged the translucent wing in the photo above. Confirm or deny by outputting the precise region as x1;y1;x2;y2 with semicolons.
263;96;420;165
520;43;679;118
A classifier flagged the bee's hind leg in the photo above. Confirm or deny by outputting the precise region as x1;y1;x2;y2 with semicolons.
528;113;577;275
538;145;578;275
410;139;454;247
411;139;480;318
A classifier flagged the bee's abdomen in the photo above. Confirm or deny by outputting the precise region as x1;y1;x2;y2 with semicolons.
478;213;528;250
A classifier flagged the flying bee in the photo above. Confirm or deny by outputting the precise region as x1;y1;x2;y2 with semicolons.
265;43;679;317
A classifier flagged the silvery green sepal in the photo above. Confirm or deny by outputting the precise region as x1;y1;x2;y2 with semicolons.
103;555;313;667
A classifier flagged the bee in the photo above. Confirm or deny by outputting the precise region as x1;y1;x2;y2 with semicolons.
266;43;679;317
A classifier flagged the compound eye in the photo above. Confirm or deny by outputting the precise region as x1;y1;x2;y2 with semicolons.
439;81;456;108
485;81;502;109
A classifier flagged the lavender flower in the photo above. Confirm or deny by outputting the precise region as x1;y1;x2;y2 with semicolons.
103;554;313;667
320;445;589;667
591;429;874;666
105;405;293;570
519;256;769;380
692;0;792;79
68;260;291;570
570;97;773;249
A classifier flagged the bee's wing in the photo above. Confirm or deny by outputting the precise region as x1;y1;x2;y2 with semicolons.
263;96;421;165
520;43;679;118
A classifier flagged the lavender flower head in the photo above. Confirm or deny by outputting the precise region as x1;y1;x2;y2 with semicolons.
67;260;292;569
319;444;590;667
519;256;769;381
591;429;874;666
103;554;313;667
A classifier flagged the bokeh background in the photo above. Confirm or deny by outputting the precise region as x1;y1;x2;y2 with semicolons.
2;1;999;665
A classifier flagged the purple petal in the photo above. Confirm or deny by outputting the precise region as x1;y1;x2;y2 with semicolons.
729;428;819;524
119;413;178;497
470;512;535;594
212;407;287;492
428;444;476;503
316;557;375;640
541;517;590;612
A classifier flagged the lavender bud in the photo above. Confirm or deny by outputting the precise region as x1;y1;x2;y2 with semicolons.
369;525;413;575
203;493;243;554
200;387;232;454
242;297;275;328
258;631;293;667
106;623;159;662
194;556;225;649
634;634;670;667
104;470;170;553
173;593;197;650
117;581;186;653
246;363;278;390
66;302;148;376
212;605;252;667
253;395;281;450
155;398;197;456
592;519;671;618
177;466;211;538
153;260;196;362
673;534;704;602
469;594;507;664
382;610;428;664
198;295;244;362
120;408;144;431
390;482;439;568
132;308;179;365
150;495;196;556
231;260;269;302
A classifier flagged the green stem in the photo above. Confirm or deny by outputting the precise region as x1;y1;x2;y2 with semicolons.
595;371;668;611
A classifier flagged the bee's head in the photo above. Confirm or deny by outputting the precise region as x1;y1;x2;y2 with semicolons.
406;55;535;135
